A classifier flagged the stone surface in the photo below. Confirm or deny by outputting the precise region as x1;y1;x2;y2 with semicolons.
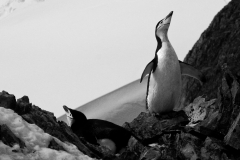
48;138;66;151
123;111;188;141
0;124;26;149
179;0;240;111
224;105;240;149
0;91;112;159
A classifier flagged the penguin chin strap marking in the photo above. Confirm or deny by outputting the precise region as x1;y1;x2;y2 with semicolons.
67;115;73;119
66;110;73;119
66;115;74;126
157;23;170;30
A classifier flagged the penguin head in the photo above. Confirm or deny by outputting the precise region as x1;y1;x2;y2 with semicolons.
63;105;87;127
155;11;173;39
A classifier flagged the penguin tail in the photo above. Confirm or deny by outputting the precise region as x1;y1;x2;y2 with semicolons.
129;132;149;147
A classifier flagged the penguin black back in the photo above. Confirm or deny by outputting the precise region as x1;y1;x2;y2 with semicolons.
63;106;137;153
90;119;133;151
63;105;98;145
155;20;162;54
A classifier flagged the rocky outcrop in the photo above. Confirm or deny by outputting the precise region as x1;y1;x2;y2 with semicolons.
121;69;240;160
179;0;240;109
0;91;116;159
0;124;26;149
116;67;240;159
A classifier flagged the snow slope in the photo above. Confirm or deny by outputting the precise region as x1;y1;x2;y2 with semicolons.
0;107;94;160
58;78;148;125
0;0;44;20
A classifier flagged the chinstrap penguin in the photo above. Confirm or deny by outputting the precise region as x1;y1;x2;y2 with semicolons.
140;11;205;114
63;105;143;154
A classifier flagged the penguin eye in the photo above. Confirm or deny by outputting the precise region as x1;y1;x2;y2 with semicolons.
157;20;163;29
67;112;72;118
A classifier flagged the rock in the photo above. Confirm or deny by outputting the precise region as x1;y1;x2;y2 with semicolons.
179;0;240;111
184;96;216;127
48;138;66;151
139;147;164;160
0;91;16;110
224;108;240;150
201;137;239;160
122;111;189;159
190;69;240;138
0;91;112;159
124;111;188;141
0;124;26;149
181;143;198;160
118;149;139;160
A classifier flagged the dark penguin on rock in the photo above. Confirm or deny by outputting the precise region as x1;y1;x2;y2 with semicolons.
140;11;206;114
63;105;141;154
63;105;98;145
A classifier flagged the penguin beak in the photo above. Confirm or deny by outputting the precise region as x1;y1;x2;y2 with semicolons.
63;105;69;112
163;11;173;25
63;105;73;118
63;105;74;126
165;11;173;19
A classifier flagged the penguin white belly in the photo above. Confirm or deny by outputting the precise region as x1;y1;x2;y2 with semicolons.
98;138;117;154
147;44;181;113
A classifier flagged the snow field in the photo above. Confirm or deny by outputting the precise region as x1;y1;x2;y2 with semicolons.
0;107;95;160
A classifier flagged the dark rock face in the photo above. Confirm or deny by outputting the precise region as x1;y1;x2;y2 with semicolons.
123;111;188;140
48;138;66;151
0;91;16;111
0;91;116;159
121;69;240;159
179;0;240;109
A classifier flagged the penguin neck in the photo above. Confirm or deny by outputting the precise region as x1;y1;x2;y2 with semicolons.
71;120;88;132
156;37;162;53
158;32;169;43
71;122;79;131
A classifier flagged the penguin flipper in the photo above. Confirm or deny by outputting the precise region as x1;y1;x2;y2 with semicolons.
179;61;206;85
140;60;154;83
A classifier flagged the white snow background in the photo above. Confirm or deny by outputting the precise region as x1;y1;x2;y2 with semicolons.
0;0;226;119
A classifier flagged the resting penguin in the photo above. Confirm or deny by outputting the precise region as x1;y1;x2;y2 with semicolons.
63;105;141;154
140;11;205;114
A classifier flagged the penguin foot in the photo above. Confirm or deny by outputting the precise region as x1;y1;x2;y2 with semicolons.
146;110;159;117
150;112;161;117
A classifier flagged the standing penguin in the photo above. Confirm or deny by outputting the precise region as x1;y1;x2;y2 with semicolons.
140;11;205;114
63;105;142;154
